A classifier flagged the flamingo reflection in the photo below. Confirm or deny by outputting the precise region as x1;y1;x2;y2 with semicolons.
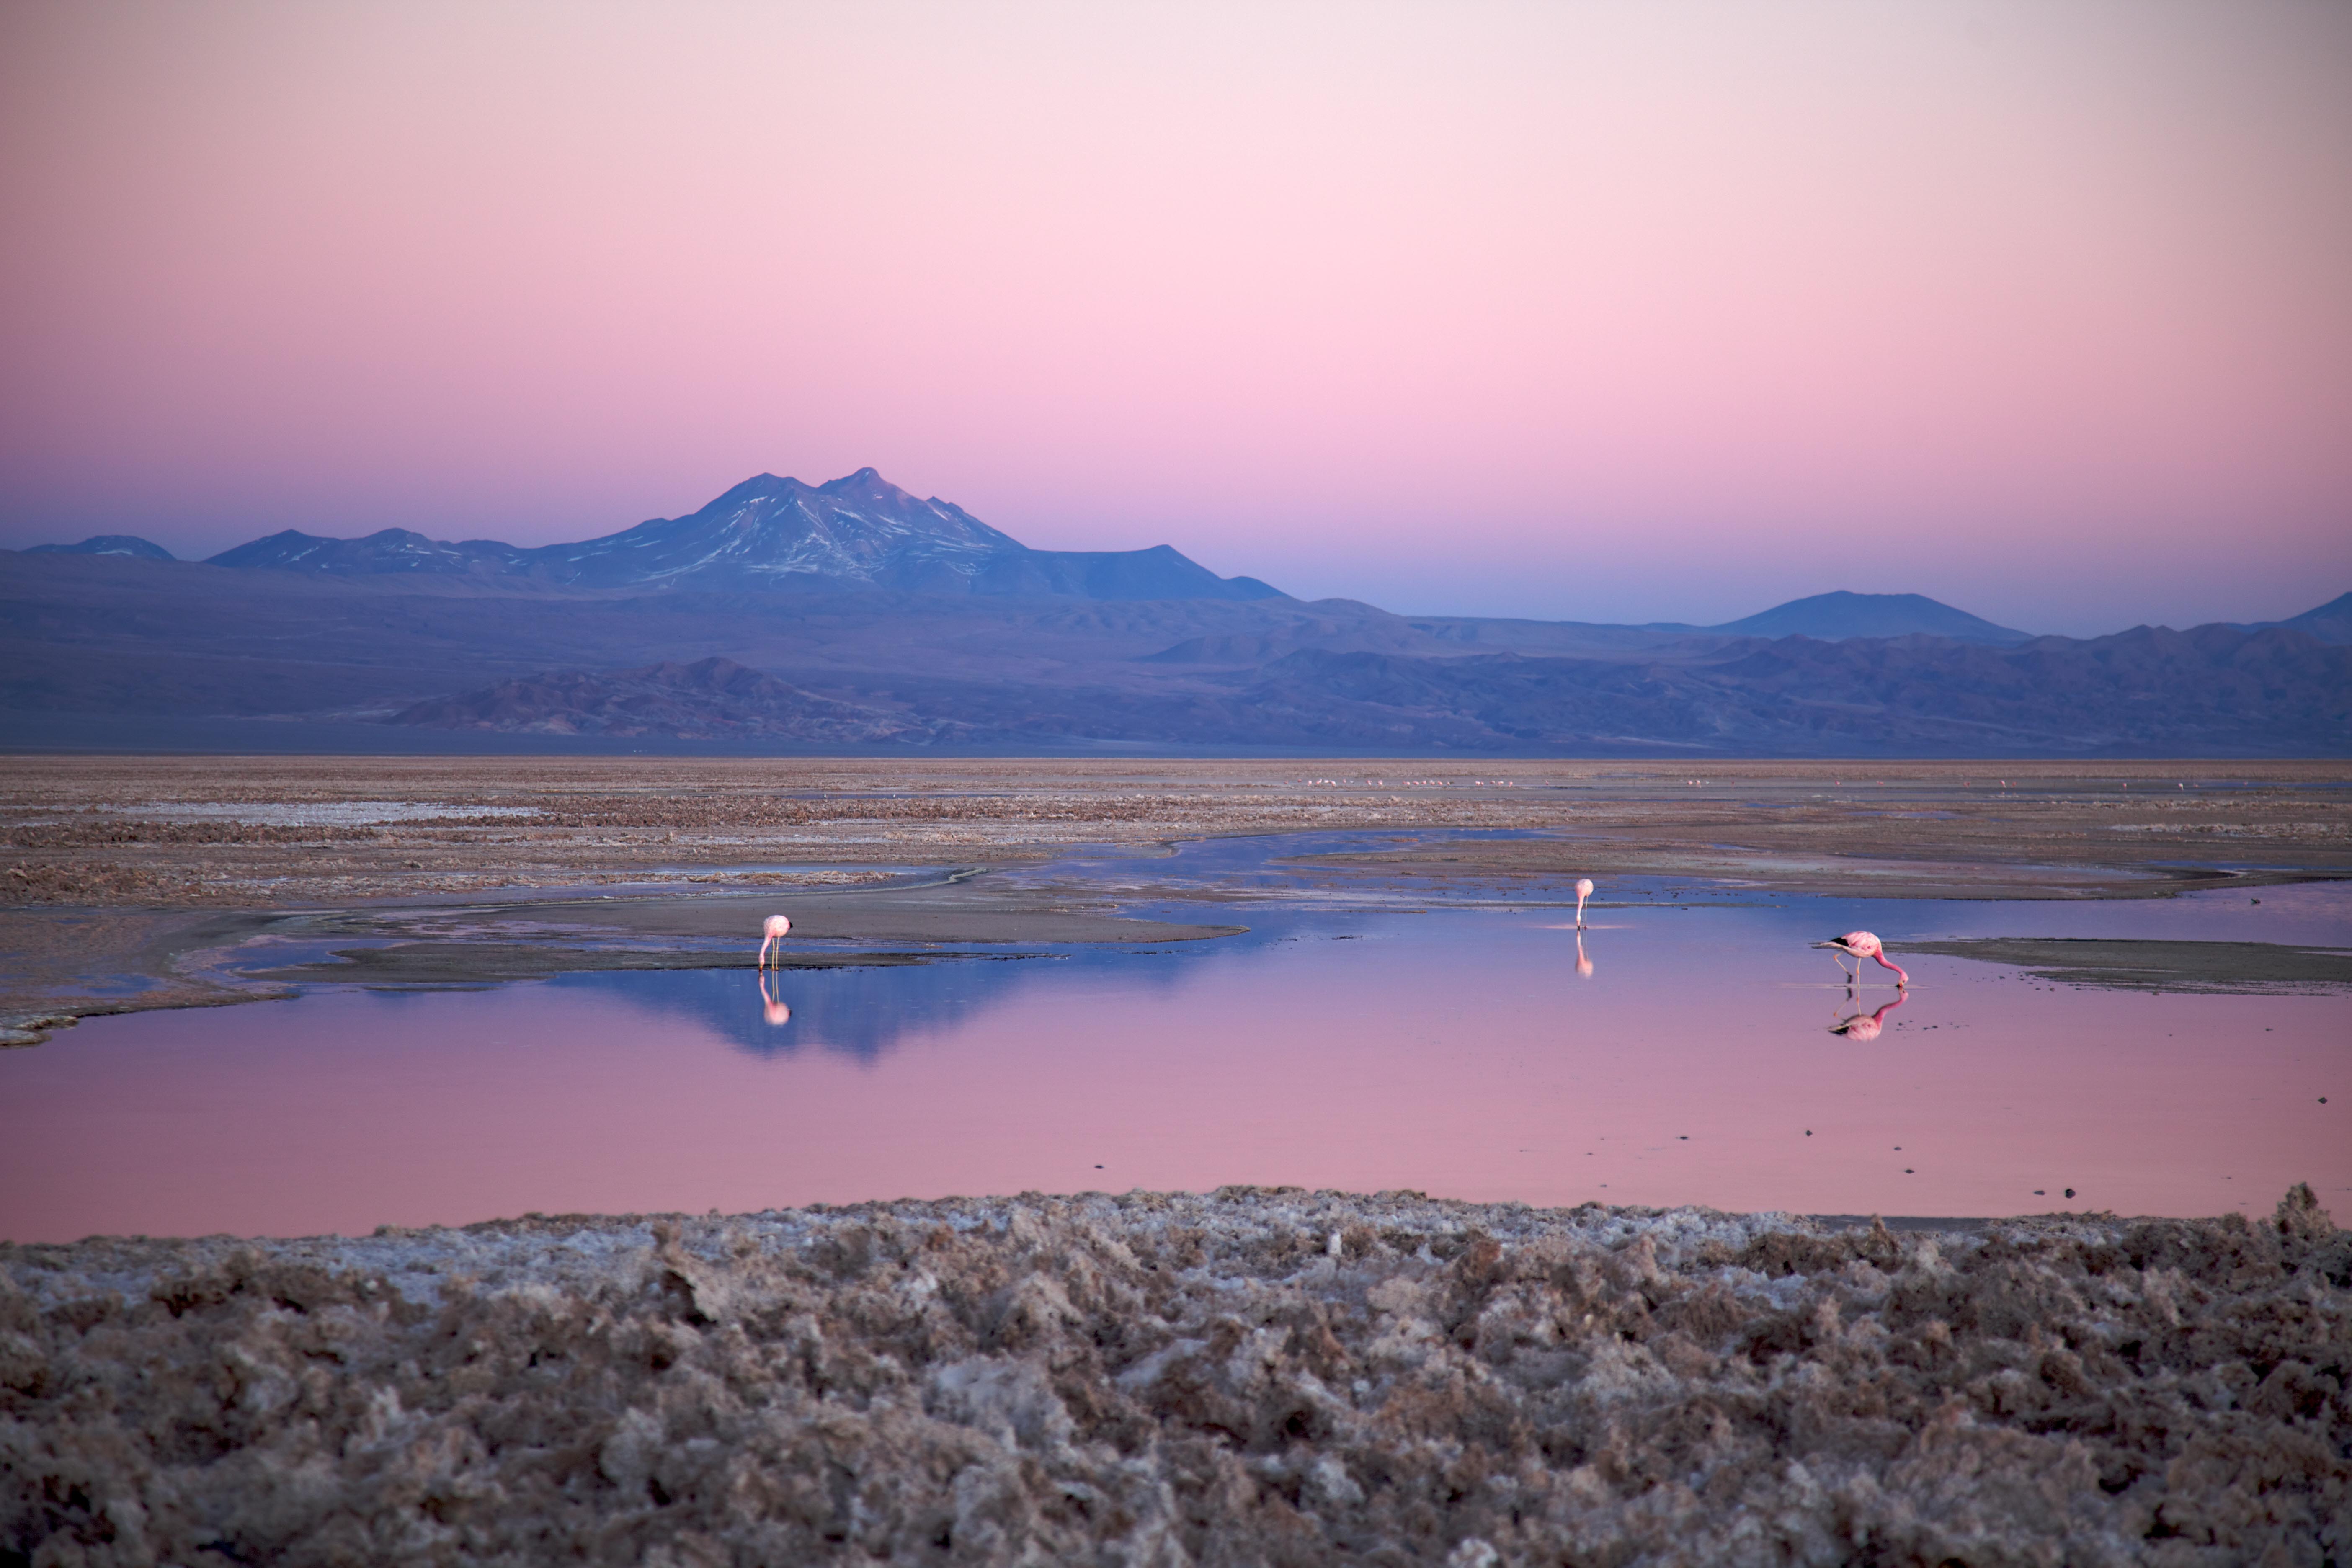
1574;931;1594;978
757;969;791;1026
1829;994;1904;1039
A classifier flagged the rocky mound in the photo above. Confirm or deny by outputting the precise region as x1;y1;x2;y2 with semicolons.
4;1186;2347;1565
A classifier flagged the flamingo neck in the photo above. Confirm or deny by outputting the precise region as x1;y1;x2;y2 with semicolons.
1874;951;1909;985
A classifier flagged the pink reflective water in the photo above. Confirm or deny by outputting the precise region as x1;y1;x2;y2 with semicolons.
2;908;2345;1241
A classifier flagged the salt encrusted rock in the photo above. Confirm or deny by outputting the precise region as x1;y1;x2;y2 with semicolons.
3;1186;2347;1566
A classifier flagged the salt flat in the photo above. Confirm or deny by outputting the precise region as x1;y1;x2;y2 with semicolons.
5;756;2347;1042
5;1186;2346;1566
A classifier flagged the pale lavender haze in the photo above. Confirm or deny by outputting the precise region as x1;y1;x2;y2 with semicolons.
2;1;2347;634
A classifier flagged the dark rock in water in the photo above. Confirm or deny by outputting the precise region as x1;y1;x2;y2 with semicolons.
3;1186;2347;1565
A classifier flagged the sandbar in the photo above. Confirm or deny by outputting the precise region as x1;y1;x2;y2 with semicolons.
1903;936;2352;993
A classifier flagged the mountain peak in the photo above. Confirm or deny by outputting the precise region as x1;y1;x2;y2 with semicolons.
545;469;1027;590
815;466;911;503
184;471;1288;602
25;534;176;561
1706;591;2030;645
2262;591;2352;645
205;527;526;575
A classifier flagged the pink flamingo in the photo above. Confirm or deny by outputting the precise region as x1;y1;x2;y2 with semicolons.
1813;931;1908;988
758;913;792;967
1829;994;1904;1039
1574;878;1595;929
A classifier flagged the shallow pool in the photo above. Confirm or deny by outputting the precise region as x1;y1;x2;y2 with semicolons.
2;836;2344;1240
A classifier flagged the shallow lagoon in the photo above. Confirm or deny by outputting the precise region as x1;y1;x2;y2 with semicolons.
3;834;2344;1240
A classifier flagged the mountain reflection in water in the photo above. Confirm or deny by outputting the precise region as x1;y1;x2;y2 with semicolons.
0;854;2345;1242
550;953;1114;1060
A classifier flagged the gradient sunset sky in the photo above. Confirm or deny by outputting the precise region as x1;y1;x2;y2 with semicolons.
3;0;2346;634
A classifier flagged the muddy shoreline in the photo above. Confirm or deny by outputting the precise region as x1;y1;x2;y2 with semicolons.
1906;936;2352;993
5;1184;2346;1565
0;872;1251;1044
5;756;2348;1044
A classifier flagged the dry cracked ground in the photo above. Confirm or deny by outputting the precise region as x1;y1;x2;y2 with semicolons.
5;1187;2349;1568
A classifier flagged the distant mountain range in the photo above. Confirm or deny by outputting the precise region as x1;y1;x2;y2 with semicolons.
393;656;970;745
25;534;176;561
203;469;1283;601
5;470;2347;756
374;624;2351;755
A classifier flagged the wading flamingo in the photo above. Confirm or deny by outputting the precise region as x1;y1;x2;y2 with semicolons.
1829;994;1903;1039
1813;931;1908;989
758;913;792;967
1574;878;1595;928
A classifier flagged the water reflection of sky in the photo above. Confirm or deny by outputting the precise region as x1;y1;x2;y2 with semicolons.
519;871;2352;1080
1;834;2344;1242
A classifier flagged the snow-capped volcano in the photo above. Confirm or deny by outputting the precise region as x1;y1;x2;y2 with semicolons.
191;469;1287;600
544;469;1025;591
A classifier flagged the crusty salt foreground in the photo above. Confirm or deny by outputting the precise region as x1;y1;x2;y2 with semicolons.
4;1188;2347;1567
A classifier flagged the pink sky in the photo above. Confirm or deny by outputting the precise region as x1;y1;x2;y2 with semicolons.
2;0;2347;634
